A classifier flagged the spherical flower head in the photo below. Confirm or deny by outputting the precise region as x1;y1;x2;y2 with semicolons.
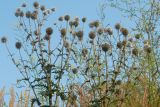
117;42;122;49
46;27;53;35
82;48;88;57
135;33;141;39
51;8;55;12
1;36;7;43
89;31;96;39
22;3;27;7
63;41;70;49
33;1;39;9
15;42;22;49
31;12;38;20
104;28;113;35
132;48;138;56
122;40;127;46
72;68;78;74
102;43;110;52
76;30;83;41
121;28;128;37
94;20;100;28
115;23;121;30
40;5;45;11
26;11;31;18
64;15;70;21
82;17;87;23
60;28;67;37
97;28;103;35
58;16;63;21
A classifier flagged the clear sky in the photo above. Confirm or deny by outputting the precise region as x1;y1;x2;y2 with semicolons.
0;0;131;93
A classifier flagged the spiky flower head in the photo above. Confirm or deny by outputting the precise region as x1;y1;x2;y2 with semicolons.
1;36;7;43
102;43;110;52
15;42;22;49
97;28;103;35
40;5;45;11
33;1;39;9
60;28;67;37
82;17;86;23
89;31;96;39
121;28;128;37
46;27;53;35
64;15;70;21
76;30;83;41
115;23;121;30
132;48;138;56
117;42;122;49
104;28;113;35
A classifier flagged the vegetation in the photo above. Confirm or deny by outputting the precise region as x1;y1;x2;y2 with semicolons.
1;0;160;107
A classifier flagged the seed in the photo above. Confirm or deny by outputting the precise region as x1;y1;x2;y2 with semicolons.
82;48;88;57
121;28;128;37
97;28;103;35
72;68;78;74
117;42;122;49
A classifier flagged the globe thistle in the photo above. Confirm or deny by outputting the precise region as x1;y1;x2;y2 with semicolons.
1;36;7;43
115;23;121;30
121;28;128;37
76;30;83;41
63;41;70;49
46;27;53;35
135;33;141;39
122;40;127;46
21;3;27;7
60;28;67;37
82;48;88;57
20;11;24;17
117;42;122;49
104;28;113;35
144;45;152;53
132;48;138;56
40;5;45;11
25;11;31;18
15;42;22;49
31;12;38;20
97;28;103;35
58;16;63;21
102;43;110;52
64;15;70;21
89;31;96;39
73;20;79;27
74;17;79;22
72;68;78;74
33;1;39;9
82;17;86;23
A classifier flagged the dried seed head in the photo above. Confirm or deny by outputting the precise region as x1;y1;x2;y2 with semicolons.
102;43;110;52
117;42;122;49
63;41;70;49
82;48;88;57
94;20;100;28
33;1;39;9
73;21;79;27
15;42;22;49
132;48;138;56
40;5;45;11
51;8;55;12
115;23;121;30
122;40;127;46
64;15;70;21
97;28;103;35
58;16;63;21
72;68;78;74
60;28;67;37
46;27;53;35
1;37;7;43
104;28;113;35
121;28;128;37
82;17;86;23
135;33;141;39
26;11;31;18
31;12;38;20
144;45;152;53
15;9;21;17
76;30;83;41
89;31;96;39
22;3;27;7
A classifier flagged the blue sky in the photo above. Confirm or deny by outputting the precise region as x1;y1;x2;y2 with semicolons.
0;0;131;92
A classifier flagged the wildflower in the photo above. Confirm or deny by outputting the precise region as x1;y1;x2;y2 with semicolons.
26;11;31;18
33;1;39;9
102;43;110;52
122;40;127;46
82;48;88;57
82;17;86;23
64;15;70;21
40;5;45;11
97;28;103;35
115;23;121;30
121;28;128;37
60;28;67;37
104;28;113;35
72;68;78;74
117;42;122;49
1;37;7;43
132;48;138;56
31;12;38;20
76;30;83;41
89;31;96;39
15;42;22;49
46;27;53;35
